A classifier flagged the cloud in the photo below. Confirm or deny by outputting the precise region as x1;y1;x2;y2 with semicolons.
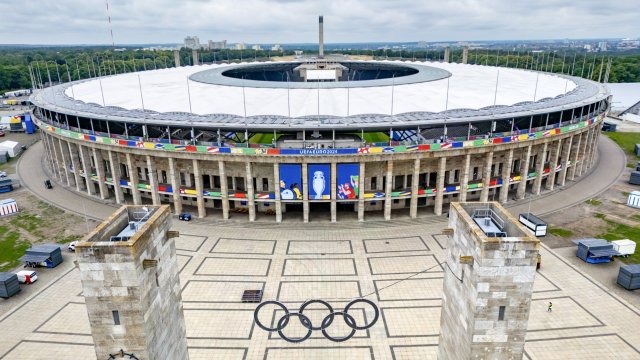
0;0;637;45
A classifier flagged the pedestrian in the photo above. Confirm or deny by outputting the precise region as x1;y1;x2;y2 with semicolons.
547;302;553;312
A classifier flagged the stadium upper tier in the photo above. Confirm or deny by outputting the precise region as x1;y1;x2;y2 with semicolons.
31;60;609;131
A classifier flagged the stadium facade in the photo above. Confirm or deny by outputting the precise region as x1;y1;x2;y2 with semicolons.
30;58;610;222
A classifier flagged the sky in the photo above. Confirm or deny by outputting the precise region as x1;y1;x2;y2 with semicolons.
1;0;638;45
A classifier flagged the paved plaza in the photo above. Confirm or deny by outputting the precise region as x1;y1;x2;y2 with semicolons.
0;218;639;360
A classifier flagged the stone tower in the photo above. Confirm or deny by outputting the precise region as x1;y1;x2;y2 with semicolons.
76;205;189;360
438;202;539;360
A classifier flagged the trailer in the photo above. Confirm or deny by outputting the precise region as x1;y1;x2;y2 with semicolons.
519;213;547;237
573;239;621;264
617;264;640;290
612;239;636;257
0;198;19;216
0;272;20;298
19;244;63;268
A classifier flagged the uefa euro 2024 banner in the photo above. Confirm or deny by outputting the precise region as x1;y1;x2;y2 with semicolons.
337;163;359;199
308;164;331;200
279;164;302;200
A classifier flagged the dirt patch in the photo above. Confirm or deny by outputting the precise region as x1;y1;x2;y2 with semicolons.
0;186;99;271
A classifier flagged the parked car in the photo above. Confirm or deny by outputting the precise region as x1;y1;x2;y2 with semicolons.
44;180;53;189
68;241;78;252
178;213;192;221
16;270;38;284
0;171;6;178
0;131;5;137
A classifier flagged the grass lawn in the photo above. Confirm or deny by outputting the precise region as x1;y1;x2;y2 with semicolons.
585;198;602;206
363;132;389;143
596;216;640;264
605;132;640;167
548;227;574;238
0;226;29;272
249;133;275;144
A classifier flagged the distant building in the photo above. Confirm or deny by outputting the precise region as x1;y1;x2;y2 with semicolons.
251;44;263;51
271;44;282;52
598;41;608;52
184;36;201;49
584;44;592;52
235;43;246;50
416;41;427;48
208;40;227;50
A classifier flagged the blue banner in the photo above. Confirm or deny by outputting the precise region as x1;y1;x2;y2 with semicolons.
337;163;359;199
308;164;331;200
280;148;359;155
279;164;302;200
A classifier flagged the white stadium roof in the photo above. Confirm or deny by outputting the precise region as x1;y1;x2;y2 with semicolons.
65;61;577;118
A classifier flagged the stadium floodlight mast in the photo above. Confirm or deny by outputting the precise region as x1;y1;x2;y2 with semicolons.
561;51;567;74
533;73;540;102
65;61;75;99
186;77;193;113
137;74;145;111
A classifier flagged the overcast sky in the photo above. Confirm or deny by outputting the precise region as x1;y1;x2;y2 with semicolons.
2;0;638;45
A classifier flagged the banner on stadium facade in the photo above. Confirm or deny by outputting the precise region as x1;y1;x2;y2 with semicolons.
308;164;331;200
337;163;359;199
279;164;302;200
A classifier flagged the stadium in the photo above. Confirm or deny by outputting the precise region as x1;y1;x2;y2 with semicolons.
29;55;610;222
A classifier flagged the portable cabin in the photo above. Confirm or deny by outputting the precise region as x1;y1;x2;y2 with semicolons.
617;264;640;290
0;151;8;164
0;272;20;298
519;213;548;237
19;244;63;268
631;171;640;186
612;239;636;257
628;191;640;209
0;140;21;157
573;239;620;264
635;144;640;157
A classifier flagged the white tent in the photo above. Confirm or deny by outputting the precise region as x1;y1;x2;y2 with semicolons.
0;140;21;157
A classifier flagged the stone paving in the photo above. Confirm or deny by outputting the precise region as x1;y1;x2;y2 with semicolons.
0;220;639;360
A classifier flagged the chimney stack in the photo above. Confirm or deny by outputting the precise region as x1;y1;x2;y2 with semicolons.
319;15;324;58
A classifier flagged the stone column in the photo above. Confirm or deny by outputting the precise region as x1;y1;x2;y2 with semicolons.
144;155;159;205
587;127;600;169
168;158;182;215
93;148;109;200
219;161;229;220
384;160;393;220
434;157;447;215
126;153;141;205
568;133;582;181
410;158;420;219
191;159;205;217
49;136;64;182
480;151;494;202
108;151;124;204
516;145;532;200
57;138;72;187
558;136;573;186
302;163;309;223
79;145;96;196
273;163;282;223
459;154;471;202
499;149;513;203
68;143;85;191
545;139;562;191
577;128;591;177
42;135;60;180
330;162;337;223
245;161;255;222
532;143;548;195
358;162;365;222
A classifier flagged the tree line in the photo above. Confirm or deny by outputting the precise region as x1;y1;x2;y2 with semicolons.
0;46;638;94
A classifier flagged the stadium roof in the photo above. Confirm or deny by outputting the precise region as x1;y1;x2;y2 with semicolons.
31;60;610;131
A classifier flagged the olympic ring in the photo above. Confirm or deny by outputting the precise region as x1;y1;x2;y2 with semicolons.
254;299;379;343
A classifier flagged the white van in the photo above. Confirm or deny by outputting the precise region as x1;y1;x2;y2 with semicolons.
16;270;38;284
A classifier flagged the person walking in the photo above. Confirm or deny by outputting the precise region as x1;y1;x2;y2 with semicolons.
547;302;553;312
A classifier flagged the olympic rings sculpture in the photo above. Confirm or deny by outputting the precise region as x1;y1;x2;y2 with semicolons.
254;299;379;343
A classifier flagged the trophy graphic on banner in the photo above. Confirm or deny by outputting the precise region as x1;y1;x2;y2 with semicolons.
312;171;325;199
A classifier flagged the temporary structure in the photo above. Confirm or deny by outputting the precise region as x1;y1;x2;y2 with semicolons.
0;272;21;298
0;140;21;157
19;244;63;268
